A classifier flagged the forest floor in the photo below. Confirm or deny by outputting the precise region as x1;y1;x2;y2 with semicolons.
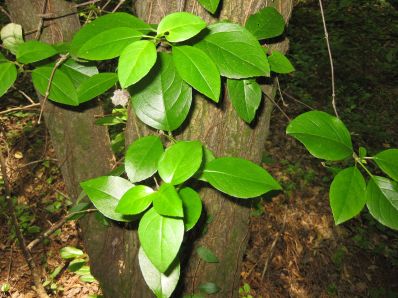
1;0;398;298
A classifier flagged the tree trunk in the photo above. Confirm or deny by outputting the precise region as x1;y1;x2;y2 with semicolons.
128;1;293;297
4;1;137;295
6;1;293;297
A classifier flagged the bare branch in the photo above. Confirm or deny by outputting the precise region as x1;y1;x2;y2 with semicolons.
35;0;48;40
0;103;40;115
318;0;339;118
38;54;70;124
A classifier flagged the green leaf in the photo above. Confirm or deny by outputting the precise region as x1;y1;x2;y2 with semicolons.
173;45;220;102
77;72;117;103
131;53;192;131
68;259;86;272
195;23;270;79
227;79;262;123
60;246;84;259
329;167;366;224
157;12;206;42
245;7;285;40
198;0;220;14
80;274;96;283
203;157;281;198
199;282;220;294
115;185;154;215
359;147;367;159
152;183;183;218
125;135;164;183
70;12;150;59
196;246;219;263
138;247;180;298
158;141;203;185
16;40;57;64
374;149;398;181
1;23;23;54
60;59;98;88
118;40;157;88
80;176;134;222
286;111;353;161
138;208;184;272
268;51;295;74
0;62;17;97
366;176;398;230
195;148;216;182
179;187;202;231
32;67;79;106
72;27;143;60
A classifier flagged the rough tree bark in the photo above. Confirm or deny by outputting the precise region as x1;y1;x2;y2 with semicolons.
6;0;293;297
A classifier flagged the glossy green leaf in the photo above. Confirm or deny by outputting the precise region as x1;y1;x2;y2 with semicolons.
115;185;154;215
374;149;398;181
138;247;180;298
80;176;134;222
329;167;366;224
158;141;203;185
60;59;98;88
138;208;184;272
77;72;117;103
198;0;220;14
195;23;270;79
131;53;192;131
286;111;353;161
157;12;206;42
268;51;295;74
173;46;220;102
203;157;281;198
60;246;84;259
78;74;116;103
32;66;79;106
227;78;262;123
68;259;85;272
70;12;150;59
199;282;220;294
0;62;17;97
125;136;164;183
245;7;285;40
196;246;218;263
366;176;398;230
72;27;142;60
179;187;202;231
152;183;183;218
16;40;57;64
118;40;157;88
0;52;7;62
195;148;216;182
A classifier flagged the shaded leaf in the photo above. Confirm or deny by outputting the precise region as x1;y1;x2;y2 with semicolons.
179;187;202;231
152;183;183;218
16;40;57;64
268;50;295;74
245;7;285;40
198;0;220;14
196;246;218;263
0;62;17;97
374;149;398;181
77;72;118;103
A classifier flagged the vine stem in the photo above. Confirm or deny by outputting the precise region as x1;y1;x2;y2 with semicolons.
318;0;339;118
354;153;373;177
0;128;49;298
27;208;97;251
37;54;69;124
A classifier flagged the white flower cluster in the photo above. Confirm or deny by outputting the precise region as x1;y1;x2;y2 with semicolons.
111;89;130;107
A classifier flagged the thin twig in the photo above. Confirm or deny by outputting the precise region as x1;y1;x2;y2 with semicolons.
261;210;287;280
16;89;36;104
281;90;315;110
262;88;291;121
27;209;97;251
276;77;288;107
0;129;49;298
38;54;69;124
35;0;48;40
112;0;126;12
6;244;13;282
318;0;338;118
0;5;12;20
101;0;112;11
19;158;57;168
74;0;101;8
0;103;40;115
